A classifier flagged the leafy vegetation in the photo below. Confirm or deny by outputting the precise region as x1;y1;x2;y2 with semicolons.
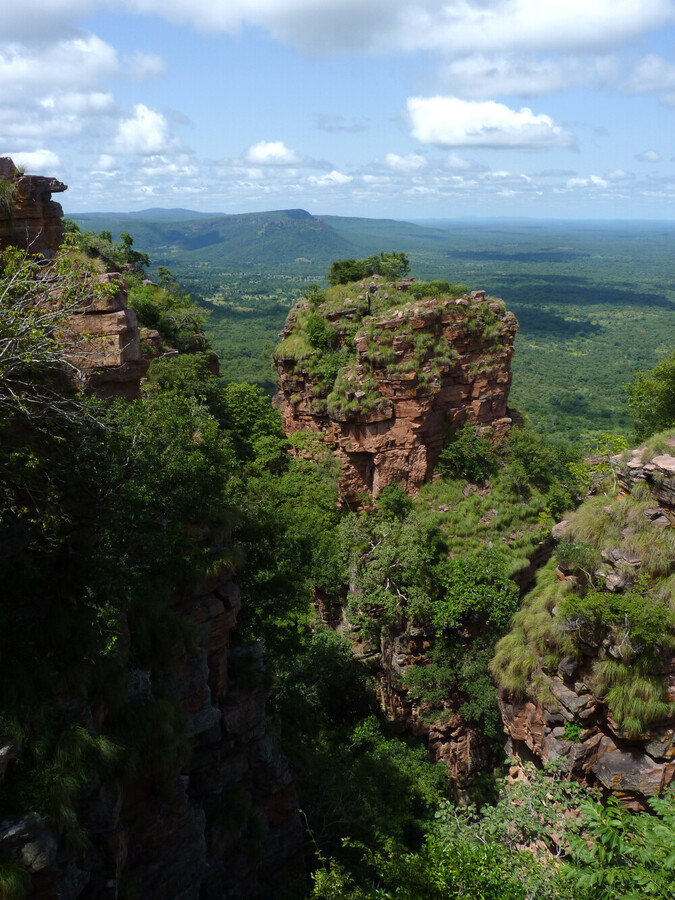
5;216;675;900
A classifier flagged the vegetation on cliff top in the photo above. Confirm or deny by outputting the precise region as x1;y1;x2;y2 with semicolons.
4;219;675;899
492;430;675;736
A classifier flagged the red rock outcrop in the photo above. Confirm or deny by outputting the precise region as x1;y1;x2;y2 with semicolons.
275;287;518;505
0;157;66;257
496;438;675;808
68;271;149;399
0;158;149;399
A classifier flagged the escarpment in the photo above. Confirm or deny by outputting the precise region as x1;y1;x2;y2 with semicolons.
0;157;67;258
275;279;518;504
0;157;148;399
0;162;303;898
493;435;675;808
0;573;303;899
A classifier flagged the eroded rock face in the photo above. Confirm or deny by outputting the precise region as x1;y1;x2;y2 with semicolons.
276;289;518;504
68;271;149;399
317;595;493;799
0;157;66;258
497;442;675;809
0;577;304;899
0;159;149;399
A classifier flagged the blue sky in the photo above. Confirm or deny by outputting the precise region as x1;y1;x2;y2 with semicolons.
2;0;675;218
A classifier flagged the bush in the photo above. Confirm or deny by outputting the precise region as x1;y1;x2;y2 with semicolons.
433;549;519;633
438;425;498;482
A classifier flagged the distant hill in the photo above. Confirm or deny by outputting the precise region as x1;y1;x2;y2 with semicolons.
68;208;462;272
70;208;356;269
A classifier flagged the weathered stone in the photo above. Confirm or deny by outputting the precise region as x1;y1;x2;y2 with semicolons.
276;291;518;504
592;736;675;795
0;157;66;257
551;520;570;540
0;814;58;871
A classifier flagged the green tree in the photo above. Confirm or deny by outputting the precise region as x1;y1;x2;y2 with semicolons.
626;349;675;440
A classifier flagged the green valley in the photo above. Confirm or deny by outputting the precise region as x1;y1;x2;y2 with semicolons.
70;210;675;441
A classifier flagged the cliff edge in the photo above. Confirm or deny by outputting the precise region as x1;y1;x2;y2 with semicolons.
492;433;675;808
274;278;518;504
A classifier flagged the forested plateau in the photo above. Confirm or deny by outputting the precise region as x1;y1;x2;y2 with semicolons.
2;160;675;899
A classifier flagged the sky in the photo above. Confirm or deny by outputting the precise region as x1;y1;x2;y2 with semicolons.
2;0;675;218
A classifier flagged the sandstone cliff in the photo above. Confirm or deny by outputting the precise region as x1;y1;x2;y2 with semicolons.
493;434;675;808
0;574;303;899
0;157;66;258
0;157;149;399
275;280;518;504
0;162;303;898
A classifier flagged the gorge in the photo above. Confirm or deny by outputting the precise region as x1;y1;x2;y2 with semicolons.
1;160;675;899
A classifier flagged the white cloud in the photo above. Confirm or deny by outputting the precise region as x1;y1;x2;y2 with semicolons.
408;96;575;149
245;140;300;165
438;53;618;98
3;149;61;173
41;91;115;115
0;35;118;103
116;0;675;56
566;174;609;188
628;54;675;105
635;149;661;162
12;0;669;56
385;152;427;173
308;170;353;186
114;104;175;155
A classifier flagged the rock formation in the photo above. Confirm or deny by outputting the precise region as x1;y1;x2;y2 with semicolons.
68;271;150;399
0;157;149;399
0;574;304;899
275;283;518;505
0;157;66;258
0;161;303;897
494;437;675;808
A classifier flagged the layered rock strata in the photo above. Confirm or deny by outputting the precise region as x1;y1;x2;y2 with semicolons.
496;439;675;808
276;287;518;504
0;158;149;399
0;157;66;257
68;271;149;399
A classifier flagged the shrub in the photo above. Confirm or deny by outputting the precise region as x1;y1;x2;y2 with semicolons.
433;549;519;634
438;424;498;482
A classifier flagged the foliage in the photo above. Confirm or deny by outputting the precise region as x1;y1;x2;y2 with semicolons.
568;790;675;899
626;348;675;440
438;424;498;482
327;251;409;285
433;549;519;634
0;244;114;421
562;583;674;659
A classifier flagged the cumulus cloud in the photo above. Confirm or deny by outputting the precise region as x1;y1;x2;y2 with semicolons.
114;104;175;155
407;96;575;149
245;140;300;165
628;54;675;105
115;0;675;57
12;0;669;56
3;149;61;173
0;35;118;103
635;149;661;162
385;152;427;173
308;170;353;186
40;91;115;115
